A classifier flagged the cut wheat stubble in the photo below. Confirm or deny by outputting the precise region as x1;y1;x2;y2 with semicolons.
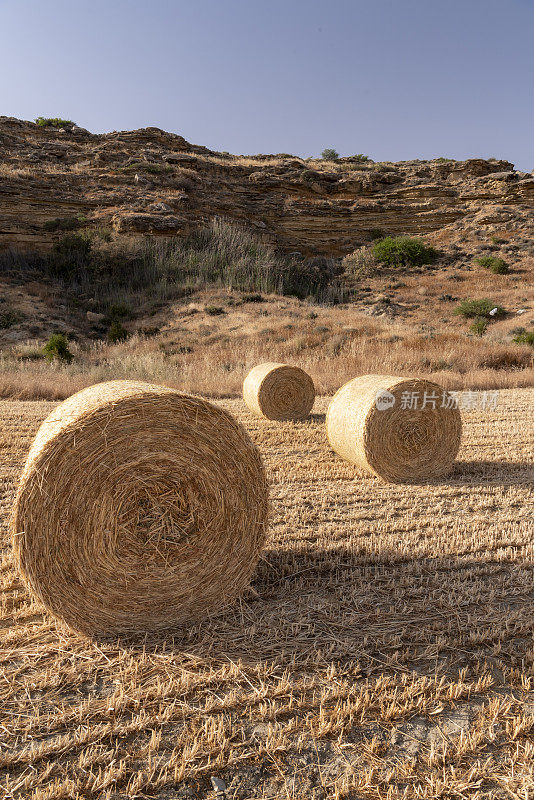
11;380;269;637
326;375;462;483
243;362;315;421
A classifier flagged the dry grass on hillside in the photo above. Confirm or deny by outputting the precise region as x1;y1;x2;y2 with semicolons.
0;324;532;402
0;286;533;402
1;390;533;798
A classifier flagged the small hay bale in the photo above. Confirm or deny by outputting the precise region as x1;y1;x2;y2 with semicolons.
326;375;461;483
12;380;269;636
243;362;315;420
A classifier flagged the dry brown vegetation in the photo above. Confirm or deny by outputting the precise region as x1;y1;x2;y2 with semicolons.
0;288;533;403
1;389;533;798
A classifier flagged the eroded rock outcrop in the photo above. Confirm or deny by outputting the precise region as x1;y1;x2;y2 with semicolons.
1;116;532;256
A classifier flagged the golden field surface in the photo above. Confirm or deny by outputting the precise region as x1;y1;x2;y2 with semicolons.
1;389;533;799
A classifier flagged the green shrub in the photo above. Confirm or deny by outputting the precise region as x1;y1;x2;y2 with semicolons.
372;236;437;268
43;215;86;232
205;305;225;316
470;317;488;336
513;330;534;346
434;157;453;164
474;255;509;274
107;321;129;343
48;233;92;280
348;153;371;162
489;261;509;275
35;117;74;128
42;334;73;363
321;148;339;161
455;299;505;319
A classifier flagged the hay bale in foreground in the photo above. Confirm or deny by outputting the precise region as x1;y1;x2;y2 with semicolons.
326;375;462;483
243;362;315;420
12;380;269;636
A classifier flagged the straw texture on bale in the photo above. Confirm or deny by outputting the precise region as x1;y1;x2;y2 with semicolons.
326;375;462;483
12;380;269;636
243;362;315;420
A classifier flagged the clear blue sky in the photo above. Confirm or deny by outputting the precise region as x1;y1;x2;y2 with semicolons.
1;0;533;169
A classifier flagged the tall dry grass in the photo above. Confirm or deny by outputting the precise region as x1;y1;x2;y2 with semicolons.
1;218;342;308
0;325;532;401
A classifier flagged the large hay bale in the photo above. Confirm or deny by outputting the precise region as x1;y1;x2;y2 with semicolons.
326;375;462;483
243;362;315;420
12;381;269;636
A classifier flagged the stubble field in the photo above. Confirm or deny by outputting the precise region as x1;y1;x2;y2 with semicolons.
1;389;533;799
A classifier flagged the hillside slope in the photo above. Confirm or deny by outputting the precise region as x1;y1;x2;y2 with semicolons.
0;117;532;399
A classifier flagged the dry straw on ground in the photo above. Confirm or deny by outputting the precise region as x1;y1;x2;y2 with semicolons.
242;362;315;420
326;374;462;483
1;390;533;798
11;380;269;636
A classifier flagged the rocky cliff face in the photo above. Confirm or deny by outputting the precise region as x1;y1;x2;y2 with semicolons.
1;116;533;256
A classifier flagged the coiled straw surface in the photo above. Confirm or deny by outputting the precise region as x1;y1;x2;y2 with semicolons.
326;375;462;483
12;380;269;636
243;363;315;420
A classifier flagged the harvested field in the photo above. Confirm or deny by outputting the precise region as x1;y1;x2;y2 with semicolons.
1;389;533;799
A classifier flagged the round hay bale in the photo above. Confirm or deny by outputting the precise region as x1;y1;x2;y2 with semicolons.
326;375;461;483
243;363;315;420
12;380;269;636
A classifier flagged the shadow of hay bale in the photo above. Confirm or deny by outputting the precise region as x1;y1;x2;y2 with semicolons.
92;538;534;692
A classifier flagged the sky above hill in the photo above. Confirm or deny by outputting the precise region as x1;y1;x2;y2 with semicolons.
1;0;533;170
